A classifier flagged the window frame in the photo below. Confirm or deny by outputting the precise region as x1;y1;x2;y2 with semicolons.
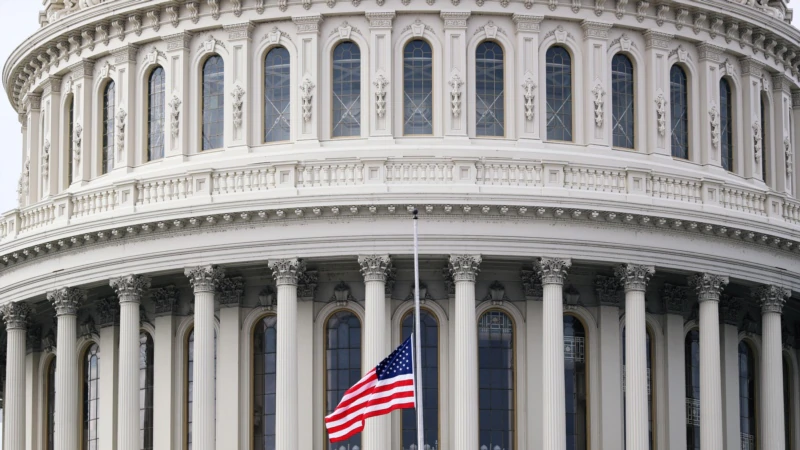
564;312;590;450
401;38;435;137
719;77;735;173
399;308;441;448
263;45;292;144
139;330;155;450
477;308;517;450
544;45;575;143
670;64;690;160
79;341;101;450
200;54;225;152
738;339;759;450
474;40;507;139
100;80;116;175
66;95;75;186
610;53;636;150
685;327;701;450
43;354;57;450
146;66;166;162
330;40;363;140
251;313;278;450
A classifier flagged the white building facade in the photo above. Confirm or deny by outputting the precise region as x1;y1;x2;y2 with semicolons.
1;1;800;450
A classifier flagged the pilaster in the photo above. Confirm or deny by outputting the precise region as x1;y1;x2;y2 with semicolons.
740;57;763;179
152;286;178;450
223;22;254;151
366;12;395;138
792;90;800;197
23;93;42;205
41;76;62;199
513;15;543;141
441;12;470;137
112;45;138;171
581;21;612;147
772;75;792;194
161;32;192;159
293;15;323;142
697;44;724;168
216;276;243;450
644;32;673;156
67;60;94;185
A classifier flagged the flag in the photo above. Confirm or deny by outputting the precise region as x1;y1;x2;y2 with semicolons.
325;336;416;442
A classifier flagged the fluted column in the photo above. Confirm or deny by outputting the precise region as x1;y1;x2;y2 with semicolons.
535;257;571;450
184;266;225;450
689;273;729;450
756;285;791;450
48;287;85;450
617;264;655;450
110;275;151;450
1;302;32;450
268;258;304;450
449;254;481;450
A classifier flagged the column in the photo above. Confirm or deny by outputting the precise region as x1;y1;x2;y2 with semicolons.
293;15;322;142
216;276;243;450
513;14;544;141
697;44;724;168
26;327;42;450
152;286;179;450
449;254;482;450
184;266;225;450
47;287;85;450
616;264;655;450
222;22;254;150
662;284;688;450
688;273;729;450
1;302;32;450
358;255;393;450
110;275;151;450
441;11;469;138
68;60;93;184
772;75;792;194
756;285;791;450
161;32;191;159
535;257;571;450
580;21;612;147
365;12;394;138
644;32;672;156
268;259;304;450
719;295;741;450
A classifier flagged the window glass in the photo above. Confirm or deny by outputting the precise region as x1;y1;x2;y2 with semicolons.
565;315;588;450
47;357;57;450
403;40;433;135
761;97;768;182
546;46;573;141
332;42;362;137
102;82;115;174
140;332;154;450
148;67;166;161
479;311;515;450
739;342;757;450
202;56;225;150
720;79;734;171
325;311;362;450
83;343;100;450
253;316;277;450
264;47;291;142
685;329;700;450
670;65;688;159
401;310;438;448
68;98;74;184
476;42;505;137
611;54;635;149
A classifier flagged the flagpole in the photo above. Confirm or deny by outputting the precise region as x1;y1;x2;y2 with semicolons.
412;209;425;450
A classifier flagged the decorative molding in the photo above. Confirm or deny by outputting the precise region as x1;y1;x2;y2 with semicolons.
696;43;723;62
293;15;323;34
544;25;573;43
198;35;226;53
184;265;225;293
109;274;151;303
358;255;392;283
474;21;504;38
521;269;543;298
263;27;291;44
448;73;464;118
96;296;120;328
615;264;654;292
534;257;571;285
753;284;790;314
655;94;667;136
512;14;544;33
328;21;362;39
709;104;720;150
441;11;470;29
374;75;388;118
365;12;395;29
482;280;510;303
661;283;689;314
162;32;193;51
224;22;255;41
330;281;356;305
449;254;481;283
231;84;245;129
269;258;305;286
47;287;86;316
719;294;740;326
405;282;434;301
298;269;318;298
688;273;729;302
152;285;180;316
0;302;32;330
592;83;605;127
217;276;244;307
522;74;537;121
169;96;181;138
655;4;669;26
753;120;763;163
300;78;315;122
644;30;672;49
402;19;435;37
786;136;794;176
115;108;127;158
595;275;621;306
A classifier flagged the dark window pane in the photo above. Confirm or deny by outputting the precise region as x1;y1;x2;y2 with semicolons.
739;342;757;447
332;42;361;137
403;40;433;135
253;316;277;450
720;79;734;171
670;65;689;159
325;311;362;450
478;311;514;450
102;82;115;174
139;332;155;450
476;42;505;137
202;56;225;150
685;329;700;450
546;46;573;141
401;311;439;448
565;315;588;450
148;67;166;161
68;98;74;184
83;343;100;450
611;54;635;149
264;47;291;142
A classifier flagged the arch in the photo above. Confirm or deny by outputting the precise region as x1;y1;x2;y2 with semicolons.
254;31;298;145
200;54;225;151
393;29;442;137
263;46;292;143
538;30;584;144
685;326;700;450
738;338;759;450
79;340;100;450
401;39;434;136
610;53;636;149
146;66;166;161
467;29;515;140
667;51;700;163
329;39;364;139
720;77;736;172
100;79;115;174
545;45;574;142
140;329;155;450
474;40;506;138
670;64;689;160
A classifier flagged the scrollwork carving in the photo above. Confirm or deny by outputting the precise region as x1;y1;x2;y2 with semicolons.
709;104;720;150
754;285;790;314
169;96;181;138
300;78;315;122
534;257;571;285
358;255;392;283
753;120;762;163
0;302;32;330
449;254;482;283
522;75;537;121
592;83;605;127
448;73;464;118
615;264;655;292
231;85;245;129
47;287;86;316
655;94;667;137
116;108;127;158
374;75;388;118
689;273;728;302
269;258;305;286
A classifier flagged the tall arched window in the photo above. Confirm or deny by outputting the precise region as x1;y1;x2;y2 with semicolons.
101;81;115;174
202;55;225;150
147;67;166;161
476;41;505;137
720;78;734;171
739;341;758;450
253;315;277;450
565;314;588;450
140;332;154;450
401;310;438;448
332;42;361;138
611;54;635;149
264;47;291;143
46;357;56;450
67;97;74;185
546;46;573;142
761;96;768;183
403;40;433;135
186;328;217;450
622;327;655;450
325;311;362;450
478;310;515;450
670;65;689;159
685;329;700;450
82;343;100;450
784;354;793;450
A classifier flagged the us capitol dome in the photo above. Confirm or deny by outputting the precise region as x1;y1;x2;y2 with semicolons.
0;0;799;450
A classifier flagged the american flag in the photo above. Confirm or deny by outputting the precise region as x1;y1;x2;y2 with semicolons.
325;336;416;442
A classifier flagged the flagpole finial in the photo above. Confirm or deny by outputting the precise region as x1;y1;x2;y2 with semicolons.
412;209;419;219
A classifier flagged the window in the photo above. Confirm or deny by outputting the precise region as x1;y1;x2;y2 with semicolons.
476;41;505;137
720;79;734;171
565;314;588;450
325;311;362;450
622;327;655;450
403;40;433;135
685;329;700;450
264;47;291;142
784;354;793;450
546;46;573;141
148;67;166;161
332;42;361;138
761;97;768;182
401;310;438;448
83;343;100;450
102;81;115;174
611;54;635;149
46;357;56;450
140;332;154;450
739;341;757;450
186;328;217;450
670;65;689;159
67;97;74;184
253;315;277;450
479;311;515;450
202;56;225;150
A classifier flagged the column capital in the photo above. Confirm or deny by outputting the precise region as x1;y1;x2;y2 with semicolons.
110;274;151;303
269;258;305;286
662;283;689;314
643;31;673;50
615;264;655;292
719;294;741;326
112;43;139;65
792;90;800;108
67;59;95;80
162;31;193;51
689;273;728;302
580;20;612;40
184;265;225;293
152;285;180;316
218;276;245;307
96;296;120;328
449;254;482;283
47;287;86;316
293;14;323;34
365;11;395;29
512;14;544;33
754;285;791;314
440;11;470;29
534;257;571;285
358;255;392;282
224;21;255;41
696;43;724;62
0;301;33;330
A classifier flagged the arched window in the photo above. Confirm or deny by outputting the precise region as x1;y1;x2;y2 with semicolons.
784;354;793;450
46;357;56;450
102;81;115;174
565;314;588;450
401;310;438;448
761;96;768;183
264;47;291;143
186;328;217;450
478;310;515;449
325;311;362;450
685;329;700;450
720;79;734;171
67;96;74;185
546;46;573;141
403;40;433;135
140;332;154;450
611;54;635;149
622;327;655;450
82;343;100;450
739;341;757;450
202;55;225;151
332;42;362;138
476;41;505;137
670;65;689;159
253;315;277;450
147;67;166;161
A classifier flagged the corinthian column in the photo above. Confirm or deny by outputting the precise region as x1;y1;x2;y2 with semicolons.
535;257;571;450
110;275;151;450
47;287;85;450
616;264;655;450
689;273;728;450
755;285;791;450
268;258;305;450
358;255;392;450
449;254;481;450
1;302;32;450
184;266;225;450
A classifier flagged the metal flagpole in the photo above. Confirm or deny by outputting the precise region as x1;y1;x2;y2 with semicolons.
412;209;425;450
